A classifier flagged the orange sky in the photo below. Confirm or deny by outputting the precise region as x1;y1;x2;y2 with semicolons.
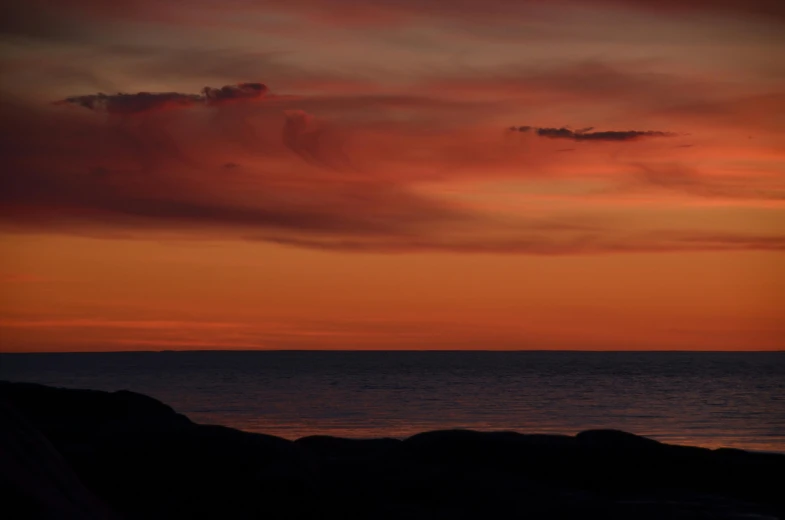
1;0;784;351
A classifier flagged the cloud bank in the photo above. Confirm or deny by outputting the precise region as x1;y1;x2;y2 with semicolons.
0;79;782;254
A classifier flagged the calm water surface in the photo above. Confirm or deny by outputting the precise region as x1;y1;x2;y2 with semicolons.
2;351;783;451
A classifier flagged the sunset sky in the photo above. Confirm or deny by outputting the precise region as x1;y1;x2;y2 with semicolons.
1;0;784;351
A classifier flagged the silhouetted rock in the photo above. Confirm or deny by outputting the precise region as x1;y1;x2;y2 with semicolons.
576;428;664;453
0;381;311;519
0;401;115;519
403;429;578;467
296;435;402;460
0;381;191;441
2;380;784;520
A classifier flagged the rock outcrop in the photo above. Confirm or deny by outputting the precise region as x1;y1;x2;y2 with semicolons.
2;381;783;519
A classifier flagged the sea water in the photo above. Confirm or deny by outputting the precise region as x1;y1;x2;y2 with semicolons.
2;350;783;451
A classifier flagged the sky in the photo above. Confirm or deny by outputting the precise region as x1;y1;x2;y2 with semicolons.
1;0;784;351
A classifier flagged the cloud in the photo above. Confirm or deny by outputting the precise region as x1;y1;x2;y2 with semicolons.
650;93;785;134
614;0;785;21
54;82;268;115
261;230;785;254
202;82;268;104
510;126;676;141
4;0;782;54
237;0;785;26
630;163;785;200
0;92;470;240
0;80;782;255
282;109;319;162
281;109;352;169
55;91;203;114
0;160;464;237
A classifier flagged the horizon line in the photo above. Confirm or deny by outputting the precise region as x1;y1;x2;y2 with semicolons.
2;349;783;354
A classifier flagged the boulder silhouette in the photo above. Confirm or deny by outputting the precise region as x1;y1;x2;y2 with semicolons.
296;435;402;460
2;381;784;520
0;401;115;519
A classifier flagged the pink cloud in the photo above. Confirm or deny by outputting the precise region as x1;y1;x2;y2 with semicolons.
0;78;782;254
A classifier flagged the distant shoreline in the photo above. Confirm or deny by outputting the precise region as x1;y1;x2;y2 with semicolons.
3;349;784;354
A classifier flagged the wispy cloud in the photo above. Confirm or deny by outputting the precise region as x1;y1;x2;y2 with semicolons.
54;82;268;114
630;163;785;200
262;230;785;254
510;126;676;141
0;77;782;255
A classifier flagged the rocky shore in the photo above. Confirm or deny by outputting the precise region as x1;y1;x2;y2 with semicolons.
2;381;783;519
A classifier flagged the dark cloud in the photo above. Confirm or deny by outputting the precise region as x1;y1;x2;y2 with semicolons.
0;97;469;241
0;171;454;236
4;0;782;53
617;0;785;21
202;83;268;104
243;0;785;25
510;126;676;141
54;83;268;115
0;154;466;238
55;91;203;115
50;83;468;171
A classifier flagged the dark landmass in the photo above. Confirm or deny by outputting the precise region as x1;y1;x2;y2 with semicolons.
1;381;783;519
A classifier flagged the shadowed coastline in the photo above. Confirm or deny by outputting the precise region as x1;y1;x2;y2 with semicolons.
2;381;783;519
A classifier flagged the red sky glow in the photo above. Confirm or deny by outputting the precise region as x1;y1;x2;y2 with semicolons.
1;0;784;351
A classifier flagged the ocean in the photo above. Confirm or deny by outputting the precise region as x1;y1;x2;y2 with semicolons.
2;351;783;452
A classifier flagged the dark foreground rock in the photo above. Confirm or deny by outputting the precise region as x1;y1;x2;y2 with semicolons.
1;381;783;519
